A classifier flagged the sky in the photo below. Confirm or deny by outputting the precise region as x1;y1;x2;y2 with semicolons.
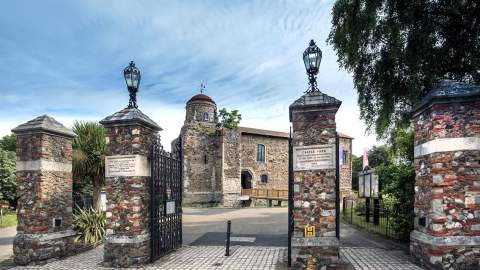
0;0;378;155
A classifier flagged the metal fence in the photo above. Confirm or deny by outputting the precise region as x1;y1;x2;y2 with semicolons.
73;194;93;211
342;198;402;240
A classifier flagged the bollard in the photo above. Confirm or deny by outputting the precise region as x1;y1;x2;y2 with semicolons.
225;220;231;256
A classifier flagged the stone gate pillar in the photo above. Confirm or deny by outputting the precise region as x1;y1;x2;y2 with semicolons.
411;80;480;269
100;107;161;267
12;115;75;265
289;91;341;269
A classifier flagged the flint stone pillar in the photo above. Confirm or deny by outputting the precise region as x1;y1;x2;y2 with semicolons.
411;80;480;270
289;92;341;269
100;107;161;267
12;115;75;265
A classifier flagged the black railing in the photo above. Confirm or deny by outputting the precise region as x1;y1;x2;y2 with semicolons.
342;198;402;240
73;194;93;211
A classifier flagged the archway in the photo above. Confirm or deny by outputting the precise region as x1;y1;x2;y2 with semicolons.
241;170;253;189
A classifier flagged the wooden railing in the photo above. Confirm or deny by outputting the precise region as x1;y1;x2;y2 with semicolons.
241;188;288;200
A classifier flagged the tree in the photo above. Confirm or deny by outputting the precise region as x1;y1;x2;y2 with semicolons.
328;0;480;137
218;108;242;129
351;154;363;190
367;145;390;168
0;150;16;205
72;121;106;210
0;134;16;152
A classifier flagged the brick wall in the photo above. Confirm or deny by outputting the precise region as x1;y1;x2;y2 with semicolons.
12;115;75;265
410;81;480;270
240;134;288;190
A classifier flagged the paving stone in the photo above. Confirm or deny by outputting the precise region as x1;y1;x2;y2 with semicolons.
11;245;288;270
10;245;426;269
340;247;425;270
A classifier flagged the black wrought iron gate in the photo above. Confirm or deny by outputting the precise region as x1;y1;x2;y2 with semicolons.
149;138;182;262
287;129;293;267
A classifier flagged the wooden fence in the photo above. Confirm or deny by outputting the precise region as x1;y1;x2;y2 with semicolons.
241;188;288;201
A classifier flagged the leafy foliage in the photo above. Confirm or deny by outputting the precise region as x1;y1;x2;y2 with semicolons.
351;154;362;190
218;108;242;129
73;208;106;245
328;0;480;137
367;145;391;168
377;128;415;240
0;134;16;152
0;150;16;205
377;161;415;240
72;121;106;210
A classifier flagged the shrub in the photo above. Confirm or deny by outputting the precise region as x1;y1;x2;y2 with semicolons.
73;208;106;245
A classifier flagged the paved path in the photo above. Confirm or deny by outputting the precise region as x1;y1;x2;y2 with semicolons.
183;207;287;245
0;227;15;261
340;223;424;270
8;245;287;270
1;208;425;269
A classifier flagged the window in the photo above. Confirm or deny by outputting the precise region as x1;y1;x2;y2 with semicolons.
256;144;265;162
203;112;209;121
204;155;208;164
342;150;348;166
260;174;268;184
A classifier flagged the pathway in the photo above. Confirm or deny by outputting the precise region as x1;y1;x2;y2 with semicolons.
0;226;15;261
340;222;424;270
1;208;426;269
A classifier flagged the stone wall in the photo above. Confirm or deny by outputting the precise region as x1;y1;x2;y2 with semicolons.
339;136;353;207
240;133;288;190
182;98;223;206
100;107;161;268
220;129;242;207
185;100;217;125
410;81;480;270
12;115;75;265
289;92;341;269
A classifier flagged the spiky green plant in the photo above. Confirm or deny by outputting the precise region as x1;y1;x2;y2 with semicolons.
72;121;106;210
73;208;106;245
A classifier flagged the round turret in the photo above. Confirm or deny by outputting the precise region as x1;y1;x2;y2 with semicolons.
185;93;217;124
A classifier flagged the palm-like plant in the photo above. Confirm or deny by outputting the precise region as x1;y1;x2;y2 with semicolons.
73;207;106;244
72;121;106;210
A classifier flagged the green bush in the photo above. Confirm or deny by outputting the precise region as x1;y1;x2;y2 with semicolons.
354;200;365;214
0;150;16;205
73;208;106;245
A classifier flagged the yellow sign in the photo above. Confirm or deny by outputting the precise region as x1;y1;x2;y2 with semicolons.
304;225;316;238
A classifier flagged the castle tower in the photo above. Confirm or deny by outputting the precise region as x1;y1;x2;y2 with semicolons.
181;93;222;206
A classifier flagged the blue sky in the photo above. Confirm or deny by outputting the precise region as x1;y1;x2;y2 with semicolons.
0;0;378;155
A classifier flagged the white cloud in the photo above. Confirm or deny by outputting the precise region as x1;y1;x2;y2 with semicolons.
0;0;383;155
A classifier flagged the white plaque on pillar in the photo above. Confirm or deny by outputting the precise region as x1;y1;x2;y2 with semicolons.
105;155;150;177
293;145;335;171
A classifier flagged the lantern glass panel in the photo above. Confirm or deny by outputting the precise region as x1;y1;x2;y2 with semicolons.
131;73;140;88
125;73;133;88
359;174;365;198
364;174;371;198
303;54;310;71
371;174;379;198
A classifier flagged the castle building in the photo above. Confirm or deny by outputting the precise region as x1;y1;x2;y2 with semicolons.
175;93;353;207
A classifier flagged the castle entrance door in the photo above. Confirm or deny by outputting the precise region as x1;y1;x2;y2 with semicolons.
241;170;252;189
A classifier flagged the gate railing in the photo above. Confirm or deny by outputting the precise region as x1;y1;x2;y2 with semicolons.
149;137;183;262
342;198;403;240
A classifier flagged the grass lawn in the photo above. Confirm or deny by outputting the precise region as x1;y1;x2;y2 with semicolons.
0;211;17;229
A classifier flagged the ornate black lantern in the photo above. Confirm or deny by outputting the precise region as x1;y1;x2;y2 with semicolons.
124;61;141;108
303;39;322;93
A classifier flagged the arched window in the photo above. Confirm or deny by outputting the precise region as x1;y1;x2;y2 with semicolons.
260;174;268;184
256;144;265;162
203;112;209;121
